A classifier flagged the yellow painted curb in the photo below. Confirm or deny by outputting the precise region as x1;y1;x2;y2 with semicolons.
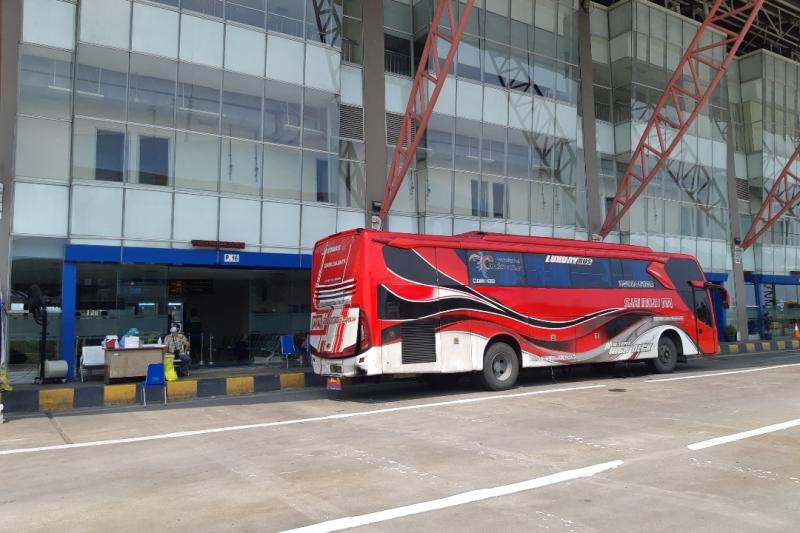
745;342;756;352
777;340;786;350
226;376;254;396
167;380;197;400
280;373;305;390
728;345;739;353
39;388;74;411
793;340;800;349
760;342;771;351
104;384;137;406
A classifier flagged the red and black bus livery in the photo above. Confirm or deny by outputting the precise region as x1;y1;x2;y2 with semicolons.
310;230;724;390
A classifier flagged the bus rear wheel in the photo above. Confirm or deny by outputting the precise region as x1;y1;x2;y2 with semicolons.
648;336;678;374
479;342;519;391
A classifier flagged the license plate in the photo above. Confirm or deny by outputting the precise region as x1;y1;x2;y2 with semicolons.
330;364;342;374
327;377;342;391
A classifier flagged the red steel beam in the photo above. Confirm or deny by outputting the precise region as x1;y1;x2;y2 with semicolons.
741;144;800;250
378;0;475;227
599;0;764;239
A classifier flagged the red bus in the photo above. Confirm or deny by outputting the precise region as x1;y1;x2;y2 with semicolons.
309;230;725;390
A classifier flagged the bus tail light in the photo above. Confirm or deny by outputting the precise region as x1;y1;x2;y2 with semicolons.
357;310;372;354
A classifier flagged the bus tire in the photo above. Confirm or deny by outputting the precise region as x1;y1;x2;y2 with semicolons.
479;342;519;391
648;336;678;374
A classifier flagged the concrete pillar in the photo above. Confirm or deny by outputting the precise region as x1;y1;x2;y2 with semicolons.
577;2;602;238
361;0;387;228
0;0;22;358
0;0;22;365
725;113;749;340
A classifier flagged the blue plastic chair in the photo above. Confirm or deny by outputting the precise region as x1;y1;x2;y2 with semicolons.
279;335;301;368
142;363;167;406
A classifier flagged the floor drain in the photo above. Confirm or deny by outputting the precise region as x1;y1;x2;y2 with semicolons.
608;388;627;393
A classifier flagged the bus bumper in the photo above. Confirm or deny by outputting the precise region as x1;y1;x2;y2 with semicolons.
312;348;382;377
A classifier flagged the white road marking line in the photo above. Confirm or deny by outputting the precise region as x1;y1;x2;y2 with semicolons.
278;460;624;533
0;384;605;457
688;418;800;451
645;362;800;382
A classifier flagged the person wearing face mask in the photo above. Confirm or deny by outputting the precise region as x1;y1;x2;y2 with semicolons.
164;323;191;377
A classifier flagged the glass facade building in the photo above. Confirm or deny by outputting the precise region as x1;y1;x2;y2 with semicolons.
2;0;800;375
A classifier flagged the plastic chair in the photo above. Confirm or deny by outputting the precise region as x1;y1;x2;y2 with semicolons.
279;335;301;368
142;363;167;406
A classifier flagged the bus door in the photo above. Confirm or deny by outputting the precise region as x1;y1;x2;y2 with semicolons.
689;280;718;354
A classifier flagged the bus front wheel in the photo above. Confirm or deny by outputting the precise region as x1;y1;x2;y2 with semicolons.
479;342;520;391
648;336;678;374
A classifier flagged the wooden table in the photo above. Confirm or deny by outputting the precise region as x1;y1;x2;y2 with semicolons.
104;346;165;383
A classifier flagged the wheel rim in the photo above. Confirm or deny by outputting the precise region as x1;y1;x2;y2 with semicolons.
659;343;672;364
492;354;511;381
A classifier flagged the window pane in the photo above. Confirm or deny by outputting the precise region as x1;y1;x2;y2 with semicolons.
302;150;336;203
342;17;363;64
263;80;302;146
454;119;481;172
612;259;660;289
222;72;263;140
484;42;510;88
80;0;131;49
507;129;529;178
75;45;128;121
570;258;611;289
268;0;305;38
305;0;342;47
384;31;412;76
482;124;506;176
128;124;174;186
336;159;365;208
226;0;266;28
453;171;477;216
525;253;571;288
22;0;75;50
72;119;126;182
177;63;221;134
425;114;454;168
175;132;220;191
457;36;482;82
129;54;177;128
263;143;301;199
18;45;73;120
303;88;338;152
15;116;71;181
468;251;525;286
507;178;529;221
423;168;452;215
221;138;262;195
182;0;223;18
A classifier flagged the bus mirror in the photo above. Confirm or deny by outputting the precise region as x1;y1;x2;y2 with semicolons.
688;280;707;289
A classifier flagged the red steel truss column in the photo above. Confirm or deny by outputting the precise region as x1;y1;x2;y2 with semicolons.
378;0;475;227
741;144;800;250
599;0;764;239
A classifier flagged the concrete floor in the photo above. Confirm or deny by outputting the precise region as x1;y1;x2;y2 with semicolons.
2;352;800;532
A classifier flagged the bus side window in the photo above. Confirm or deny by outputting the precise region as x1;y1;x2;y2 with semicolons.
611;259;661;289
569;258;611;289
524;254;571;288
